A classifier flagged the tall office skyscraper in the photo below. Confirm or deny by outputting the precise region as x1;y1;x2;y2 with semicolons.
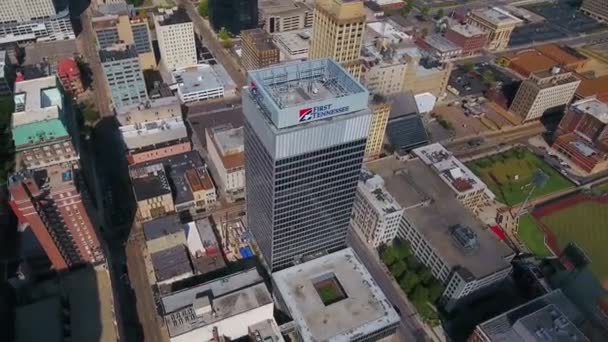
243;59;372;271
309;0;366;78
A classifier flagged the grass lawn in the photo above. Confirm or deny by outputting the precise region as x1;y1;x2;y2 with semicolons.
315;283;345;305
518;214;551;257
540;201;608;283
592;182;608;194
467;148;573;206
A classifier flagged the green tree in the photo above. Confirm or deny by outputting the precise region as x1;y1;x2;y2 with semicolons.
483;69;496;85
219;28;232;48
463;62;475;73
428;281;444;303
400;272;419;294
390;261;408;278
436;8;445;18
401;1;414;17
411;285;430;305
421;6;430;16
81;103;100;124
198;0;209;18
394;240;412;260
418;268;434;285
0;96;15;182
382;246;399;266
406;254;421;271
421;27;429;37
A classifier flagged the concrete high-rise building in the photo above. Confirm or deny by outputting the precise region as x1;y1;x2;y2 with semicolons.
259;0;313;33
154;7;197;71
309;0;366;79
364;96;391;161
581;0;608;22
350;169;403;247
99;44;148;109
466;7;521;51
509;67;581;122
92;12;156;70
209;0;258;35
0;0;56;24
244;59;371;271
8;166;104;270
241;29;280;71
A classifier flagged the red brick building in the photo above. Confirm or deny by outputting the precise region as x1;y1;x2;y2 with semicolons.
8;166;104;270
445;24;487;56
57;58;84;97
553;98;608;174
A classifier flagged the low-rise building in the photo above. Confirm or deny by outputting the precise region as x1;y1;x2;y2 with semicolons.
581;0;608;23
413;143;494;213
419;34;463;62
130;151;217;221
171;64;235;103
366;157;514;312
468;290;589;342
130;163;175;221
466;7;522;51
445;24;487;56
0;10;75;45
575;75;608;103
161;268;276;341
259;0;313;33
506;50;558;78
273;29;310;60
509;67;581;122
553;98;608;174
535;44;588;73
241;28;280;71
351;169;404;247
205;124;245;199
273;248;401;341
402;53;453;98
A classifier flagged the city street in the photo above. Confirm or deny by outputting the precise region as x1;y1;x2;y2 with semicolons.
347;232;431;342
177;0;246;87
77;7;113;116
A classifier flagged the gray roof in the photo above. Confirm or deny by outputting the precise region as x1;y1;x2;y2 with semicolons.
165;282;272;337
366;158;513;279
143;215;182;241
99;45;138;62
155;7;191;26
151;245;193;282
121;118;188;150
478;290;587;342
130;167;172;201
161;268;263;314
272;248;400;341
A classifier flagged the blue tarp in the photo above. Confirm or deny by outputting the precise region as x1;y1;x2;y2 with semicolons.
239;246;253;259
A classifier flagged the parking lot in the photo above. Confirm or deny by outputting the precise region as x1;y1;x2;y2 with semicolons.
510;1;607;47
448;63;520;97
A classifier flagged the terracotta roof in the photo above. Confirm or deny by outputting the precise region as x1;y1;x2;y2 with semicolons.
185;168;214;192
57;58;80;77
508;50;556;76
576;75;608;99
536;44;587;66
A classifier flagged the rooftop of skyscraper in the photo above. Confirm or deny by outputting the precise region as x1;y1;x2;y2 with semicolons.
249;58;367;109
470;7;522;27
242;28;279;51
154;7;191;26
272;248;400;341
99;44;139;62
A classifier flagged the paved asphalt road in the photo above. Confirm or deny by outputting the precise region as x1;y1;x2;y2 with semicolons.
178;0;246;87
78;7;113;116
347;232;430;342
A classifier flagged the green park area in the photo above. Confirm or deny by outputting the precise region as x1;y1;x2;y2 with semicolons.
540;200;608;283
381;240;444;325
517;214;551;257
467;147;573;206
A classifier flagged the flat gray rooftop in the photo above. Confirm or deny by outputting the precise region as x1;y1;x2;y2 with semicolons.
273;248;399;341
366;158;512;279
248;58;366;109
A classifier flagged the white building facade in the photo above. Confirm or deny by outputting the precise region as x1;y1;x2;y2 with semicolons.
0;0;56;24
350;170;404;247
154;7;197;71
205;125;245;198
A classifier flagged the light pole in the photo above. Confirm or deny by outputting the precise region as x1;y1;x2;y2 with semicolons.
515;169;549;222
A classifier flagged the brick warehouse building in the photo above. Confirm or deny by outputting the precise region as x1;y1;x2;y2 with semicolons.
445;24;487;56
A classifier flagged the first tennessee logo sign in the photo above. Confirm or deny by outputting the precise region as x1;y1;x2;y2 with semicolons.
298;104;349;122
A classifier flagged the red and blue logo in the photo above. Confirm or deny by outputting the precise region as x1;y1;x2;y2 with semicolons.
299;107;313;122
